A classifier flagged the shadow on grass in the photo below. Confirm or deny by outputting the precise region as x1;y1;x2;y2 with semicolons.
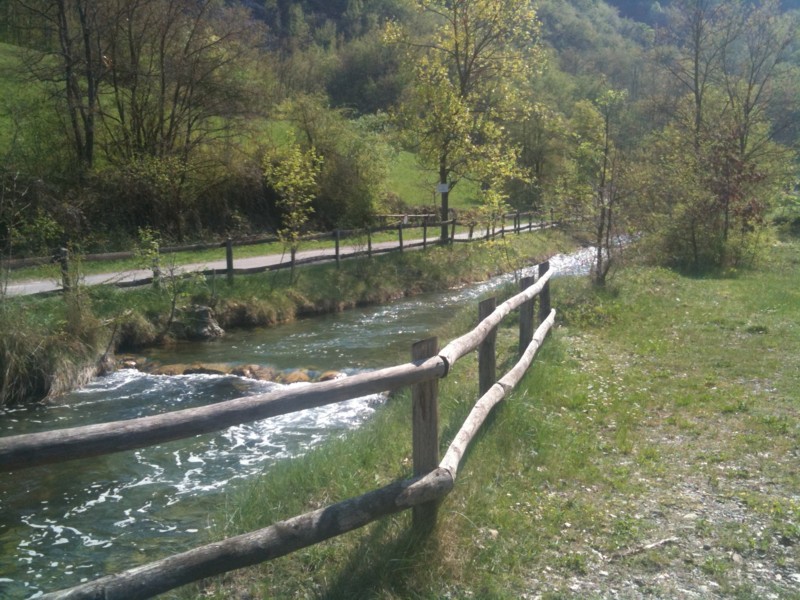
319;513;444;599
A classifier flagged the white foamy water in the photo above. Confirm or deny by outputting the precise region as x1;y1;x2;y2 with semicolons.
0;369;384;598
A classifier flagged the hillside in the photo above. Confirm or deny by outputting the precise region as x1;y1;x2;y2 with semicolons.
605;0;800;24
0;0;796;270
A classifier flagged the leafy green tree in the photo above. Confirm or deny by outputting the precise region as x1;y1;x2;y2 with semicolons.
391;0;541;242
327;29;409;114
280;95;390;228
561;90;628;285
640;91;792;270
647;0;798;269
92;155;198;241
262;139;323;281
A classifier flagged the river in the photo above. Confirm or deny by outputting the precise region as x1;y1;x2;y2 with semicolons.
0;248;593;598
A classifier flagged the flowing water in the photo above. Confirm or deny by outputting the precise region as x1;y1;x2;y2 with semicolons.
0;249;593;598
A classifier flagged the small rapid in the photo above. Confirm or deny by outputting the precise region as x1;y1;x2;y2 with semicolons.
0;248;593;598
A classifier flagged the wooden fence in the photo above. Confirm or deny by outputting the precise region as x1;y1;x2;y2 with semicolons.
160;213;550;291
5;210;557;296
2;210;550;271
0;261;556;600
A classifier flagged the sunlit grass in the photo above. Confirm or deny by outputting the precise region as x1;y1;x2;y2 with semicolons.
385;148;481;210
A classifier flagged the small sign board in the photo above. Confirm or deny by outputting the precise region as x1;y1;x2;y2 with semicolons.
436;183;450;193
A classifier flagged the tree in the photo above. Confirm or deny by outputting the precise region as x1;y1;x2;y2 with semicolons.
262;139;323;282
101;0;265;164
279;95;390;228
392;0;541;242
647;0;798;269
562;90;628;286
15;0;116;173
655;0;735;148
14;0;265;173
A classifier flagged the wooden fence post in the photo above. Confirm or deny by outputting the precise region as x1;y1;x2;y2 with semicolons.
478;297;497;396
58;247;70;294
538;261;551;324
518;276;535;356
398;224;404;252
226;238;234;285
500;215;505;238
367;228;372;258
423;222;427;250
468;224;474;240
335;230;341;267
528;212;533;231
412;337;439;532
516;210;521;233
450;220;456;244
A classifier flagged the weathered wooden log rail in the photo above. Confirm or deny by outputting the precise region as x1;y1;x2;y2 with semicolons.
1;262;556;599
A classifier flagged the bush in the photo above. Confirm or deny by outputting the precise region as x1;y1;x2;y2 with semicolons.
0;298;99;406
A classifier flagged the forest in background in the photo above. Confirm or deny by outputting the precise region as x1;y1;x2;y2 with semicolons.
0;0;798;277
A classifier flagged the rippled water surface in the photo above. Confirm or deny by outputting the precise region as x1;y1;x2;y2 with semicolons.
0;250;591;598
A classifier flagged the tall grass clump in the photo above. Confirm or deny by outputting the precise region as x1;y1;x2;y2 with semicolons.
0;289;103;406
0;306;53;405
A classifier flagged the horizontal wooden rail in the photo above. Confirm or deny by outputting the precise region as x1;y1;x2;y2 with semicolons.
2;212;546;273
41;468;455;600
439;267;553;368
440;310;555;479
8;221;555;299
43;310;557;600
30;264;556;598
0;357;446;471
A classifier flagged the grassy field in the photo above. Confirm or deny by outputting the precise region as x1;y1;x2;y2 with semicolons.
385;148;481;210
180;236;800;599
0;42;27;155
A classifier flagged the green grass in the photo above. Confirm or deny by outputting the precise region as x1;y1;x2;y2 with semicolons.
0;42;20;71
173;236;800;599
0;41;27;153
385;148;481;210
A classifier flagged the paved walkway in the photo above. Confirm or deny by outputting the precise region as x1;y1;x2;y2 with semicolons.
5;225;544;297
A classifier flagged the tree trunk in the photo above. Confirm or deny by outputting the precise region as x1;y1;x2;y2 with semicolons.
439;158;449;244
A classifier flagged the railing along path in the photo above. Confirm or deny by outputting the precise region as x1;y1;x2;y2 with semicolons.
4;211;559;297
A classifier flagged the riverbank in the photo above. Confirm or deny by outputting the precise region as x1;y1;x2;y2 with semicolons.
0;230;572;407
186;237;800;599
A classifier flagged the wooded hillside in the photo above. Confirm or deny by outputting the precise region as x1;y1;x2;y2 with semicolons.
0;0;797;276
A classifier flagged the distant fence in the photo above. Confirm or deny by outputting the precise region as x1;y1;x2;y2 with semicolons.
6;210;559;296
0;261;556;600
1;210;553;271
